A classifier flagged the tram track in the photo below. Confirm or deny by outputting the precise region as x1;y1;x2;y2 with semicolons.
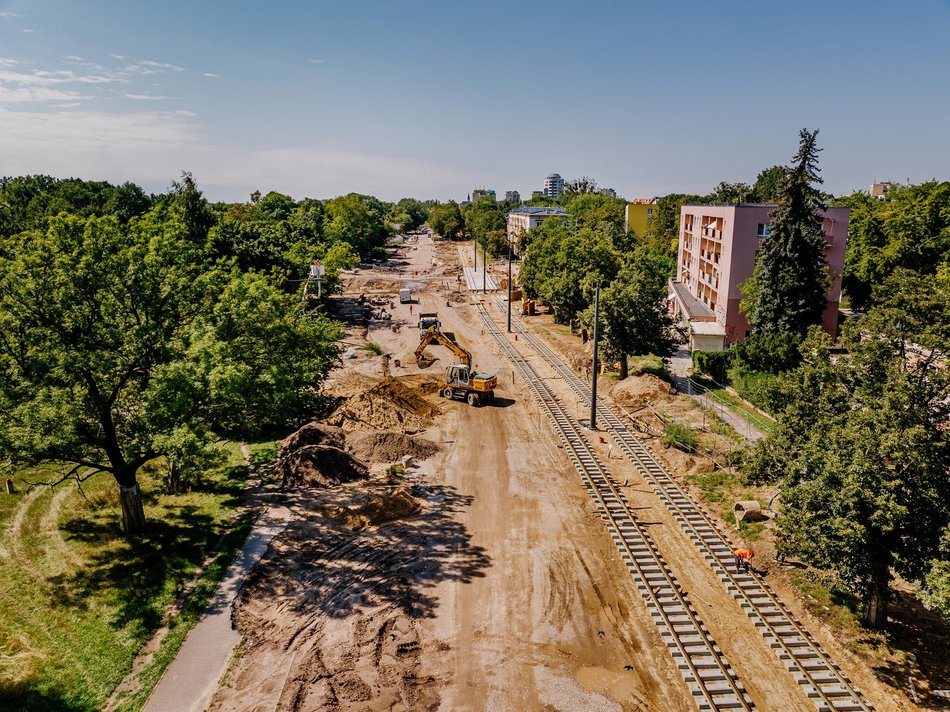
475;302;755;711
488;296;872;712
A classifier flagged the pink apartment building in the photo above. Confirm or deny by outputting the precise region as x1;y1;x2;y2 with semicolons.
670;203;849;351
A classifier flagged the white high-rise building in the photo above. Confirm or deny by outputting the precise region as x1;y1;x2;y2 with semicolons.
543;173;564;198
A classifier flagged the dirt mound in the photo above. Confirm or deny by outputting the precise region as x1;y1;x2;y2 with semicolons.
325;377;438;433
320;483;422;530
346;430;440;465
611;374;675;408
279;444;369;488
278;422;345;455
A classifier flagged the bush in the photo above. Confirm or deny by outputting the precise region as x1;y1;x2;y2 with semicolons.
662;421;699;452
692;349;734;383
733;331;801;374
728;365;780;414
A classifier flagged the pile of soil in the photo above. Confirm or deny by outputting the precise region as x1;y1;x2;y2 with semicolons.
325;377;438;433
610;374;675;408
346;430;440;465
320;482;422;530
279;444;369;488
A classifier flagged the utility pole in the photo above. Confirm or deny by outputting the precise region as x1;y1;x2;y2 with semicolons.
590;281;601;430
482;237;487;294
473;234;477;272
507;235;513;332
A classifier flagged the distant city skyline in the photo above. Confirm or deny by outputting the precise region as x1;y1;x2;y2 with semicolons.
1;0;949;202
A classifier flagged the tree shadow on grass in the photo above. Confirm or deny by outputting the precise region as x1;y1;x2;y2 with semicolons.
238;482;491;623
870;589;950;708
49;505;221;636
0;681;95;712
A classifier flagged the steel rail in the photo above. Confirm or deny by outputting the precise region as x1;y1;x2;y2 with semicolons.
476;303;754;711
492;298;871;712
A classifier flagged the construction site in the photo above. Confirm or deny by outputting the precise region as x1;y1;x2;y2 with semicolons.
204;234;925;712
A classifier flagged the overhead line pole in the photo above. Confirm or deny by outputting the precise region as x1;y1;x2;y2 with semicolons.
507;235;513;332
590;281;601;430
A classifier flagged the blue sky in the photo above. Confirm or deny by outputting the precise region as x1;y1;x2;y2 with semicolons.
1;0;949;202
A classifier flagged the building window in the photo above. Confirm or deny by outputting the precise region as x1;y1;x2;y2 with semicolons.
756;222;772;237
647;208;654;215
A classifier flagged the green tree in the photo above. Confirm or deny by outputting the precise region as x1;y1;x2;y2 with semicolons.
588;251;682;379
711;181;754;203
427;201;464;239
0;213;343;533
746;269;950;628
743;129;830;336
324;193;390;258
562;176;598;197
753;166;786;203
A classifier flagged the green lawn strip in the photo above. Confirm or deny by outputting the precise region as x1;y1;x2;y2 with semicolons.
691;376;775;434
685;469;769;543
0;443;249;712
111;511;258;712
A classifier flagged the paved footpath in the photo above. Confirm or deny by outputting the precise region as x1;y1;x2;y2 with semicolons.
142;506;290;712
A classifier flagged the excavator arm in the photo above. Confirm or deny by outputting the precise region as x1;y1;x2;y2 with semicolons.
414;325;472;366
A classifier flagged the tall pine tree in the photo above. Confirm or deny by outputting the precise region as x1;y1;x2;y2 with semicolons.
744;129;829;335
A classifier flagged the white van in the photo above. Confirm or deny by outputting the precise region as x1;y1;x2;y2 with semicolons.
399;288;412;303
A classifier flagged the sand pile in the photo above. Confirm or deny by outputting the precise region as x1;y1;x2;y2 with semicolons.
346;430;440;465
325;377;438;433
320;482;421;530
277;423;367;488
611;374;675;408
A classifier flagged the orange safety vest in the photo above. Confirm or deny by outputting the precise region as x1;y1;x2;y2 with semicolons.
735;548;753;560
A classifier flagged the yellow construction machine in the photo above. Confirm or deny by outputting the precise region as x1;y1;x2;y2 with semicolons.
415;325;497;406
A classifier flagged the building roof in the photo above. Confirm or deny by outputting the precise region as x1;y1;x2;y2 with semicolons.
630;197;658;205
669;280;714;319
690;321;726;336
682;202;779;208
508;207;568;217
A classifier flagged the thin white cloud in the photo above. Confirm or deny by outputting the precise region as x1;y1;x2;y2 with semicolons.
139;59;185;72
0;85;85;103
124;93;168;101
0;58;18;67
63;55;85;62
308;58;326;64
109;54;127;60
20;28;38;33
0;11;24;18
202;72;219;77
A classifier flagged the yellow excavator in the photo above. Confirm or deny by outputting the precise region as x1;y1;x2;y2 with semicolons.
415;325;497;406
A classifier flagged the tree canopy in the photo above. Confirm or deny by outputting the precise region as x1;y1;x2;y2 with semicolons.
742;129;830;336
745;269;950;628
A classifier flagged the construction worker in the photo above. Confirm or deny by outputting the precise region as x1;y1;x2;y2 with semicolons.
734;548;754;573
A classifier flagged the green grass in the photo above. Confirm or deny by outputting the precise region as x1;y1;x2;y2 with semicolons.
662;421;700;452
628;354;669;380
0;443;255;712
691;376;775;435
686;469;767;542
363;342;384;355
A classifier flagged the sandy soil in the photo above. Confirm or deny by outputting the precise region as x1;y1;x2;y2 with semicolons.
208;235;941;711
210;237;691;711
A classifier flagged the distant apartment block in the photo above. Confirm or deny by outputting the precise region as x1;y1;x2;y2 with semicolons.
625;197;658;237
599;187;617;198
507;206;568;246
543;173;564;198
472;187;496;201
670;203;849;351
505;190;521;203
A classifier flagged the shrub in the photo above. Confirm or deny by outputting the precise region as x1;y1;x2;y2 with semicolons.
692;349;734;383
662;421;699;452
733;331;802;374
728;365;780;414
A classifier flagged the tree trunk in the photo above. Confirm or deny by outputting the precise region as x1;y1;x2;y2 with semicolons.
619;355;629;381
165;461;181;495
119;482;146;534
863;581;888;629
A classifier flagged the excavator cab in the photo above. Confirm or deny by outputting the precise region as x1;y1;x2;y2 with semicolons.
446;364;471;386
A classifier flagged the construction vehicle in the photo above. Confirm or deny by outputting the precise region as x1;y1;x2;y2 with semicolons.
418;312;440;336
414;325;497;406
